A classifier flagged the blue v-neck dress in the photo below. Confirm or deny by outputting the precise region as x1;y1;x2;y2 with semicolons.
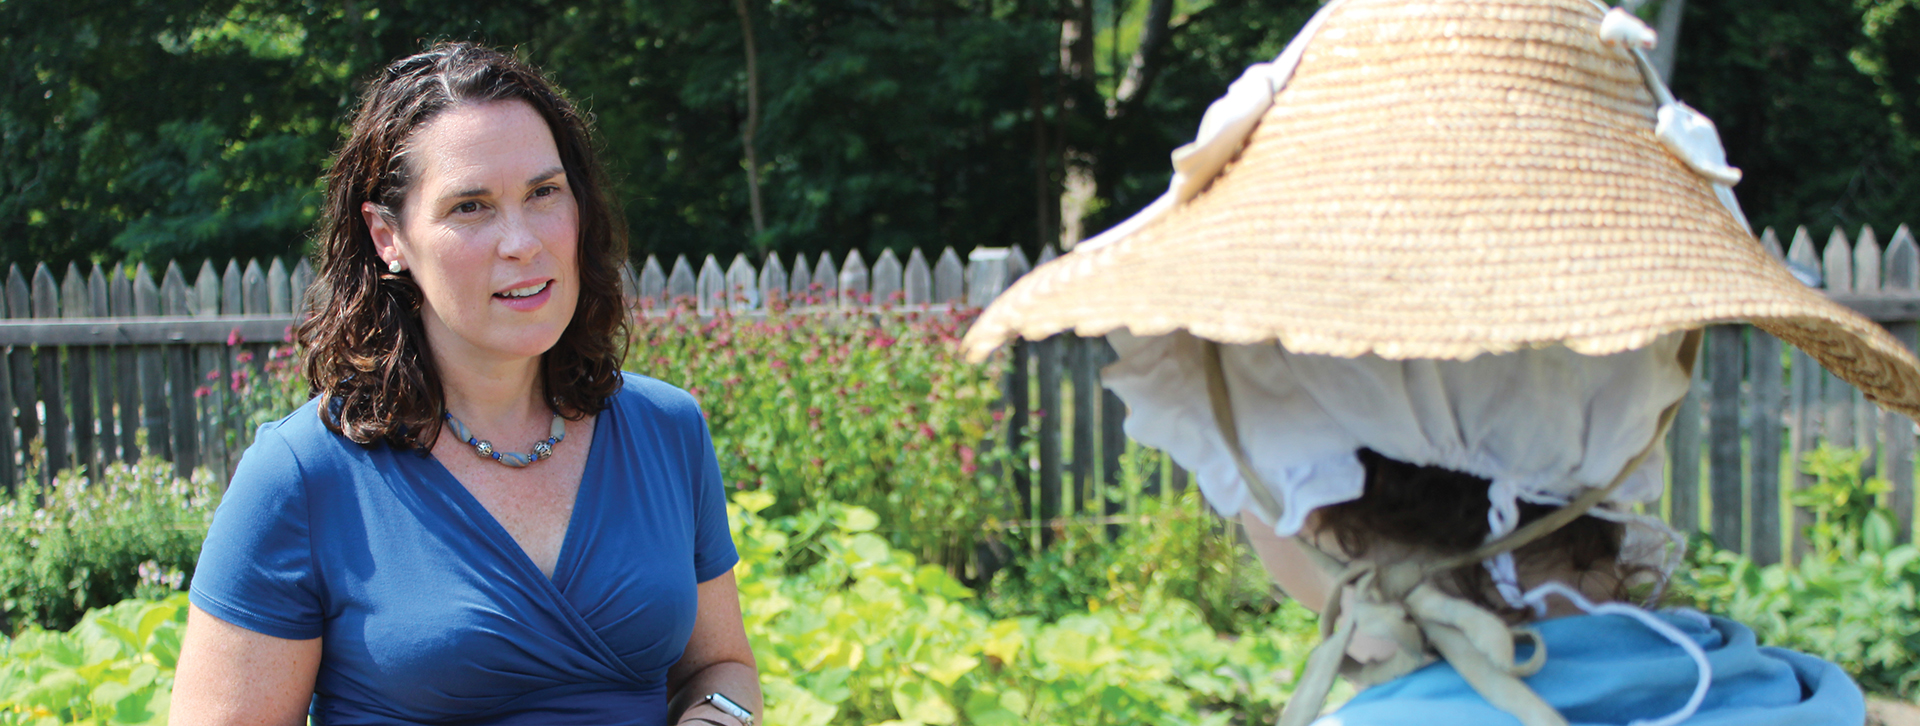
190;373;740;725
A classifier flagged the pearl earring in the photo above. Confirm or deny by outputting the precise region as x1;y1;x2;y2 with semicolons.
388;260;404;274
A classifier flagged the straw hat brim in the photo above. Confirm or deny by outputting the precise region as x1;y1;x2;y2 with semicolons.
960;0;1920;419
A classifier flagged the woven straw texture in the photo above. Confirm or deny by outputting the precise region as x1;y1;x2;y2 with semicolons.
962;0;1920;418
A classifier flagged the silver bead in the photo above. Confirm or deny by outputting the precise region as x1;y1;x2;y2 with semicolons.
474;440;495;458
532;441;553;460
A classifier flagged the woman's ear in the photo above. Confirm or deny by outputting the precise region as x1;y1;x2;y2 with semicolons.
363;202;403;268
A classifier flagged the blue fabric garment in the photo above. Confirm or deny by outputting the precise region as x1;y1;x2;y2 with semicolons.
190;373;740;726
1321;609;1864;726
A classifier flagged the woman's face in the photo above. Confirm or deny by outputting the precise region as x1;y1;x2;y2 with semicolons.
364;100;580;370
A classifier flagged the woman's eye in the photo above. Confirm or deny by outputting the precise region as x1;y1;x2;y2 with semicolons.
453;201;481;215
532;185;561;199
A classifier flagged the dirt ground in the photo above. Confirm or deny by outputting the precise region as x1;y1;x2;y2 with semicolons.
1871;698;1920;726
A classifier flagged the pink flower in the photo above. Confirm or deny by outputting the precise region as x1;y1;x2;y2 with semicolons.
959;445;977;475
227;329;245;346
236;351;255;364
193;386;211;399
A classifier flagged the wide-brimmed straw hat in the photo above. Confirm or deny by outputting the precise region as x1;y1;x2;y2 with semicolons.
962;0;1920;418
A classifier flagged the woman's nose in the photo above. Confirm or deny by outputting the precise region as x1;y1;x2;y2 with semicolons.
497;210;543;260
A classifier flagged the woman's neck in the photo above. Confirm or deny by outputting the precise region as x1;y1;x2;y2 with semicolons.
437;352;547;427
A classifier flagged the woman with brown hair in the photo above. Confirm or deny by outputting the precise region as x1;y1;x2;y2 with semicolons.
171;43;760;726
963;0;1920;724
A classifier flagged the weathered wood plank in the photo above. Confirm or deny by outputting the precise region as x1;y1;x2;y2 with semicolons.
1009;246;1033;281
110;263;139;464
1823;367;1852;453
1760;227;1784;260
1855;226;1883;293
1035;336;1063;546
758;254;787;309
1668;354;1704;532
267;258;291;314
966;248;1009;307
88;264;115;468
0;316;305;346
1888;224;1919;541
1005;340;1032;541
871;249;903;306
221;260;243;315
1748;327;1784;564
787;253;812;301
639;256;666;309
62;264;96;478
32;264;69;477
812;254;838;304
667;255;696;303
1824;227;1853;293
838;250;869;307
5;266;35;452
135;264;169;462
933;248;964;305
903;248;931;306
162;263;197;477
696;256;724;316
208;262;237;478
1068;337;1094;513
1100;352;1128;541
1707;325;1744;552
726;254;758;312
244;259;268;314
1787;226;1821;287
0;280;14;489
290;258;314;317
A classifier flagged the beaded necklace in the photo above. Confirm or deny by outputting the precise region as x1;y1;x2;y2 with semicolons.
444;410;567;468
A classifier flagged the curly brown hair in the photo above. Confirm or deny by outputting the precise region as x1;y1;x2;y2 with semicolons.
1313;449;1647;620
300;42;628;449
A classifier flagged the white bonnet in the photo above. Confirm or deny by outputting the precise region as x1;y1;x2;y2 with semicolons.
1103;330;1692;555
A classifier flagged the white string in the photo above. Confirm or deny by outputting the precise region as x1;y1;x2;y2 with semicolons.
1520;582;1712;726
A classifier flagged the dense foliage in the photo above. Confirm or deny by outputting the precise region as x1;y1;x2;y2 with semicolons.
10;0;1916;271
0;459;216;633
628;303;1014;575
1677;445;1920;698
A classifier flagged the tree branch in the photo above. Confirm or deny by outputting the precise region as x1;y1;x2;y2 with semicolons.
1111;0;1173;116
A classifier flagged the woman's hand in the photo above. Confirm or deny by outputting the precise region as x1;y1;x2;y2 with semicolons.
666;570;762;726
171;604;322;726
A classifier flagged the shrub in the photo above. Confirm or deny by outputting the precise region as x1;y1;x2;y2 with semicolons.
0;458;215;633
1676;444;1920;697
628;303;1014;573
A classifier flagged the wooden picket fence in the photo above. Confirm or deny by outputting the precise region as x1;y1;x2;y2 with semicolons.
0;226;1916;566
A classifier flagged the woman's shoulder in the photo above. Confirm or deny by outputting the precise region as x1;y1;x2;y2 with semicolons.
609;371;706;425
236;396;382;478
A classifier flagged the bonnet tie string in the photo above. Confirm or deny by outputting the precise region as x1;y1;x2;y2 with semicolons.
1201;334;1700;726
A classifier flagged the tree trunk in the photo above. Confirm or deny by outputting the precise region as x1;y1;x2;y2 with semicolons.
1057;0;1098;248
734;0;767;238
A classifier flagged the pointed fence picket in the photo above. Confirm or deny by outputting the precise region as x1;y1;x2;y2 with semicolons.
0;233;1917;566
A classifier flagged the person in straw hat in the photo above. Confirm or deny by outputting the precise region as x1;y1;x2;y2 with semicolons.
961;0;1920;724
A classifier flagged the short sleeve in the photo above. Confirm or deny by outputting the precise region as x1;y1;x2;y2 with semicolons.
189;425;325;640
687;404;740;583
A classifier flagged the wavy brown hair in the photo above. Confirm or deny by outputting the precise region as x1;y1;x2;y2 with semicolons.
300;42;628;449
1313;449;1651;621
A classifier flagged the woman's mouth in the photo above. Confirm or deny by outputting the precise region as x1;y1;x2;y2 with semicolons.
495;280;552;299
493;280;553;310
